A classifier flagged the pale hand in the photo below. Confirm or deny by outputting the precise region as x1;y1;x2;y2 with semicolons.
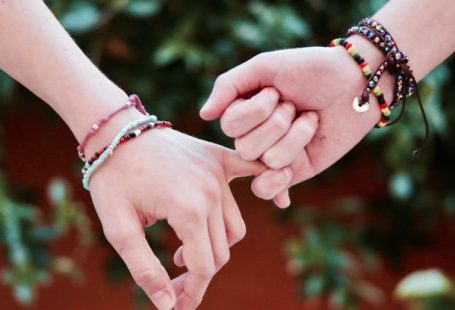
201;44;389;206
89;128;264;310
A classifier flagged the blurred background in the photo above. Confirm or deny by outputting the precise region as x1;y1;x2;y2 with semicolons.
1;0;455;309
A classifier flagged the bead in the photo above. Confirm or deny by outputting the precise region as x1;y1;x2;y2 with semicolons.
150;115;158;124
353;97;370;113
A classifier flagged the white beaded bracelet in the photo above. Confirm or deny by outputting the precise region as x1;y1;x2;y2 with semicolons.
82;115;158;191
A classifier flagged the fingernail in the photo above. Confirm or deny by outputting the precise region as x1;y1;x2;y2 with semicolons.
282;167;292;180
306;111;319;123
266;87;279;101
151;290;175;310
282;194;291;208
200;99;212;113
282;102;295;114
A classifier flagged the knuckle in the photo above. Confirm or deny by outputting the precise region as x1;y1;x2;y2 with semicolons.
217;251;230;267
235;138;257;161
262;150;284;170
252;52;270;65
232;221;247;244
103;224;132;248
213;74;228;89
196;264;216;280
220;114;237;137
296;116;317;134
180;206;206;225
272;113;290;132
264;87;279;105
251;178;274;200
133;269;163;290
182;289;202;309
252;101;272;119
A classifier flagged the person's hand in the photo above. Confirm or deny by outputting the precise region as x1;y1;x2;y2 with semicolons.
88;127;264;310
200;41;391;206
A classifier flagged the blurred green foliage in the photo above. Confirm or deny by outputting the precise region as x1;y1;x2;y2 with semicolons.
0;176;93;304
0;0;454;308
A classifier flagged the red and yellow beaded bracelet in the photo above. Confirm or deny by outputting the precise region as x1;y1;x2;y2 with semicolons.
330;38;391;128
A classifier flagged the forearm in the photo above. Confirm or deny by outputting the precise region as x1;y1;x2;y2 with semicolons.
350;0;454;85
0;0;138;144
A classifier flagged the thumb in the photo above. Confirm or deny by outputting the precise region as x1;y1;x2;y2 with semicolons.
222;148;267;182
200;54;276;121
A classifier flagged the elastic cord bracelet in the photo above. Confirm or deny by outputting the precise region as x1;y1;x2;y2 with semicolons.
330;38;390;127
77;94;148;160
82;120;172;173
82;115;158;191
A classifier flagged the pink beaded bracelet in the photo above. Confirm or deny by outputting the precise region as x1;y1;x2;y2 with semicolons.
77;94;148;160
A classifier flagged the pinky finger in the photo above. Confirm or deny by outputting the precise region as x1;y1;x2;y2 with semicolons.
173;246;185;268
273;189;291;209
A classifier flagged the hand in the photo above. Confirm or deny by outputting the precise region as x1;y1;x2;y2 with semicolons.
88;127;264;310
201;41;392;206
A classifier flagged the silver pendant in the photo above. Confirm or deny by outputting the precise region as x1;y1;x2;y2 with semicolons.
352;96;370;113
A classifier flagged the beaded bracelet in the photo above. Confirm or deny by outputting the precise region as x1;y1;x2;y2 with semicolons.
81;120;172;173
359;17;416;88
82;115;158;190
77;94;148;160
330;38;390;127
347;23;415;108
346;18;428;156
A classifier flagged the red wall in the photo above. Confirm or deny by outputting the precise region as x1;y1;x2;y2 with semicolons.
1;102;454;309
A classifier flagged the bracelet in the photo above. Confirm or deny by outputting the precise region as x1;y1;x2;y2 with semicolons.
346;18;428;156
347;21;416;108
81;120;172;173
77;94;149;160
82;115;158;191
330;38;390;127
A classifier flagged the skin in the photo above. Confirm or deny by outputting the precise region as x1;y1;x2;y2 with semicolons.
201;0;455;208
2;0;454;308
0;1;266;309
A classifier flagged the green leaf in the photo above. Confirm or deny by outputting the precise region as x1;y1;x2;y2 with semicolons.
153;42;182;65
61;2;101;34
303;274;325;296
125;0;163;17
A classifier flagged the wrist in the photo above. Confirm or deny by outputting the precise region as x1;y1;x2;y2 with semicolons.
83;106;147;161
331;35;395;127
61;85;131;142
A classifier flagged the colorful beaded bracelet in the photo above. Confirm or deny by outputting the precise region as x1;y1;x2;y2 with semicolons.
330;38;390;127
82;115;158;190
347;18;428;155
347;23;415;108
77;94;148;160
81;120;172;173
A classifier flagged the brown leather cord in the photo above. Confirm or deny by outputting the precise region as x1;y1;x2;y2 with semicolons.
349;18;429;156
411;85;430;157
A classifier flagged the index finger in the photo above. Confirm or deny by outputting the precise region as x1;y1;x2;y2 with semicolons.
200;53;276;121
171;211;216;310
103;220;176;310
